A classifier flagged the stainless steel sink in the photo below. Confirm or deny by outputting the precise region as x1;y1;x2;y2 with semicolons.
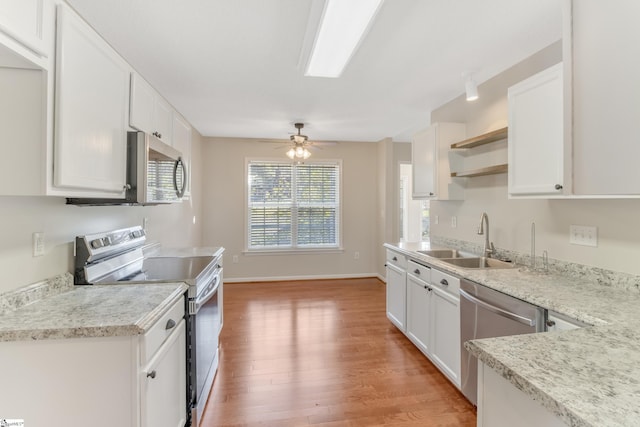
440;257;515;269
417;249;476;259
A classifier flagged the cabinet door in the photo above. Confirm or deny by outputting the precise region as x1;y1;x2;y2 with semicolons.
572;0;640;195
508;63;566;196
142;320;186;427
0;0;51;57
130;72;173;145
430;286;460;387
412;126;437;198
386;263;406;332
172;113;192;197
406;274;431;356
54;4;129;195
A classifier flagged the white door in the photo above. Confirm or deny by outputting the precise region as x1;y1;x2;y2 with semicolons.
406;274;431;356
430;286;461;387
53;4;129;196
412;126;437;198
386;263;406;332
508;63;565;196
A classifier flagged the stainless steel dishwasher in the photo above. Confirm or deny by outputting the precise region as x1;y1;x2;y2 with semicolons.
459;279;545;405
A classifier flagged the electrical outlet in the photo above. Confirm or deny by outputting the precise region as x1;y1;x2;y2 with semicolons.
232;255;239;264
435;215;439;225
354;251;360;260
451;216;457;228
33;232;45;257
143;217;149;230
569;225;598;247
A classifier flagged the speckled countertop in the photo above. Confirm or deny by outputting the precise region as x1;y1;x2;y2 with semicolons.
0;275;188;342
385;242;640;427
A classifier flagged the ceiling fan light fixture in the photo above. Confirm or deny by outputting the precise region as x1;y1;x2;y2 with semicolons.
305;0;385;78
286;148;296;159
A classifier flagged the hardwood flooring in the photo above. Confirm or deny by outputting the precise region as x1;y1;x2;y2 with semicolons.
201;278;476;427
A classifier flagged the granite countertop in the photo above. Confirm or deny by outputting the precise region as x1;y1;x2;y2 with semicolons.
0;280;188;342
385;242;640;427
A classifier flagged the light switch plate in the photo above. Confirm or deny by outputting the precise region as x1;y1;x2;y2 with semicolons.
570;225;597;247
451;216;457;228
33;232;45;257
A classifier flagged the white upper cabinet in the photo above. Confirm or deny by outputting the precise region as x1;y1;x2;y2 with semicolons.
172;112;192;197
0;0;54;64
571;0;640;195
53;4;131;196
412;122;466;200
130;73;173;146
508;63;568;197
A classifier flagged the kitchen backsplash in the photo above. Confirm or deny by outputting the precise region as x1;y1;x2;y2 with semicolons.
0;273;73;315
431;236;640;293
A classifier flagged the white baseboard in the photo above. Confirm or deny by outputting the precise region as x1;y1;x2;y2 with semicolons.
224;273;383;284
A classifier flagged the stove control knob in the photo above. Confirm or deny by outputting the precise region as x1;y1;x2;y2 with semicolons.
90;239;104;249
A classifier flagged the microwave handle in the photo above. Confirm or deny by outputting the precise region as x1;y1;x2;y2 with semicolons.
173;158;187;198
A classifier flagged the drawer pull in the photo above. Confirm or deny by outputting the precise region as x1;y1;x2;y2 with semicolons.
147;370;157;379
414;269;420;274
440;279;449;286
392;256;398;261
165;319;176;330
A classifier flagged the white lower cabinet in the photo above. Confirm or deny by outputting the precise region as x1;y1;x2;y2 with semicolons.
478;362;565;427
401;258;461;388
0;298;186;427
406;262;432;355
386;250;407;332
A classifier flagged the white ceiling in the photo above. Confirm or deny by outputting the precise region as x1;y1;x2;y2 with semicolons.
66;0;562;142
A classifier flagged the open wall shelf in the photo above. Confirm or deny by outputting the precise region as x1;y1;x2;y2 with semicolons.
450;126;508;150
451;164;508;178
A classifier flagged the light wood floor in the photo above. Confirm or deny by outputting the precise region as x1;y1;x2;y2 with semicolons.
201;278;476;427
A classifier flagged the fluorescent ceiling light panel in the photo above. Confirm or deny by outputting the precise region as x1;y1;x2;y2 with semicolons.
306;0;384;78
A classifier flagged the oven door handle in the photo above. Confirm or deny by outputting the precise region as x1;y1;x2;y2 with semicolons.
195;273;221;313
459;289;535;327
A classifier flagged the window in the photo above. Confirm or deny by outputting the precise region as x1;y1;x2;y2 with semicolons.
247;160;341;250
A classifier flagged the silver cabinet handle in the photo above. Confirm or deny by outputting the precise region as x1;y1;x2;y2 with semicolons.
459;289;536;327
440;279;448;286
174;158;187;198
147;370;156;379
165;319;176;330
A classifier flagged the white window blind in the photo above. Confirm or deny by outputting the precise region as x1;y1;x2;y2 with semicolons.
248;160;340;250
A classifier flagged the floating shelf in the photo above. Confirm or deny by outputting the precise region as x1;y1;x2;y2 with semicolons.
450;127;508;150
451;164;508;178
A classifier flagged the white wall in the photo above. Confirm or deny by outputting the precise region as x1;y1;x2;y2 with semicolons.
430;40;640;276
0;131;204;293
201;137;379;280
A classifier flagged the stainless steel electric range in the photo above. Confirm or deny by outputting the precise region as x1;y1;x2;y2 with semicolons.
74;226;224;427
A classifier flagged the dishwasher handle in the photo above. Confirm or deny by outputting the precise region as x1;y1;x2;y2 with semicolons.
459;289;536;327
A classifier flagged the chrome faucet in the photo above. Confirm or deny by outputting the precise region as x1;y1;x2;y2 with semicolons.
477;212;495;258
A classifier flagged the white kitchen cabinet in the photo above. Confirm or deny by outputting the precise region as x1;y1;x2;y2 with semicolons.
0;0;54;61
172;112;192;198
53;3;131;196
130;72;173;146
412;122;466;200
508;63;569;197
570;0;640;195
430;268;461;387
386;249;407;332
477;362;565;427
0;297;186;427
406;261;432;355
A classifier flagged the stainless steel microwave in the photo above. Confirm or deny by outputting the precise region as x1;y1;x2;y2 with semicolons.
66;131;186;206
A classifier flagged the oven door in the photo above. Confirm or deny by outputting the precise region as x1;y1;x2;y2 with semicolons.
194;269;222;424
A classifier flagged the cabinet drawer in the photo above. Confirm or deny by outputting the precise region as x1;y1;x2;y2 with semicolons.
386;250;407;269
431;268;460;296
407;260;431;283
141;297;185;364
